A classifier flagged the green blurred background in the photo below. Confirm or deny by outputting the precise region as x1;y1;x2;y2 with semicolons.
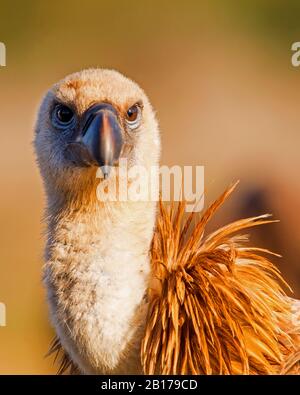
0;0;300;373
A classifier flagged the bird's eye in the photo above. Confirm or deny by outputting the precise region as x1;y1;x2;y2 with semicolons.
52;104;75;128
125;104;142;129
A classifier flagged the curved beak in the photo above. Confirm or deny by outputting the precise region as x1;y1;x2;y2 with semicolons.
67;103;123;179
82;106;123;178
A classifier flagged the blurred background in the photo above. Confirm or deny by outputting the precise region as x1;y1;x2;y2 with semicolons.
0;0;300;373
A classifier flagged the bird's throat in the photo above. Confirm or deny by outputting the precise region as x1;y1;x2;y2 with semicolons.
44;200;156;374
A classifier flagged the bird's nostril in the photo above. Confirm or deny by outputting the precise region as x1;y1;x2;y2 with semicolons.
82;114;95;136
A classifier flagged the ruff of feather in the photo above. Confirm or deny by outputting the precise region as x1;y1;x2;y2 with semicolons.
47;337;79;375
142;182;300;375
48;182;300;374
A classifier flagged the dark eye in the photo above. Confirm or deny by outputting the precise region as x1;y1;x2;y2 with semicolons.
125;104;142;129
52;104;75;128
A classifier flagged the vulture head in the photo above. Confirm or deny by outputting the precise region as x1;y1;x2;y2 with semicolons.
35;69;160;204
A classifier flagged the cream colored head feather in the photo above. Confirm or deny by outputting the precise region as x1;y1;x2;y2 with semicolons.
35;69;160;205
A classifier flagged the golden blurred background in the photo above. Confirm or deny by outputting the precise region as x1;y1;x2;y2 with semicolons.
0;0;300;373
